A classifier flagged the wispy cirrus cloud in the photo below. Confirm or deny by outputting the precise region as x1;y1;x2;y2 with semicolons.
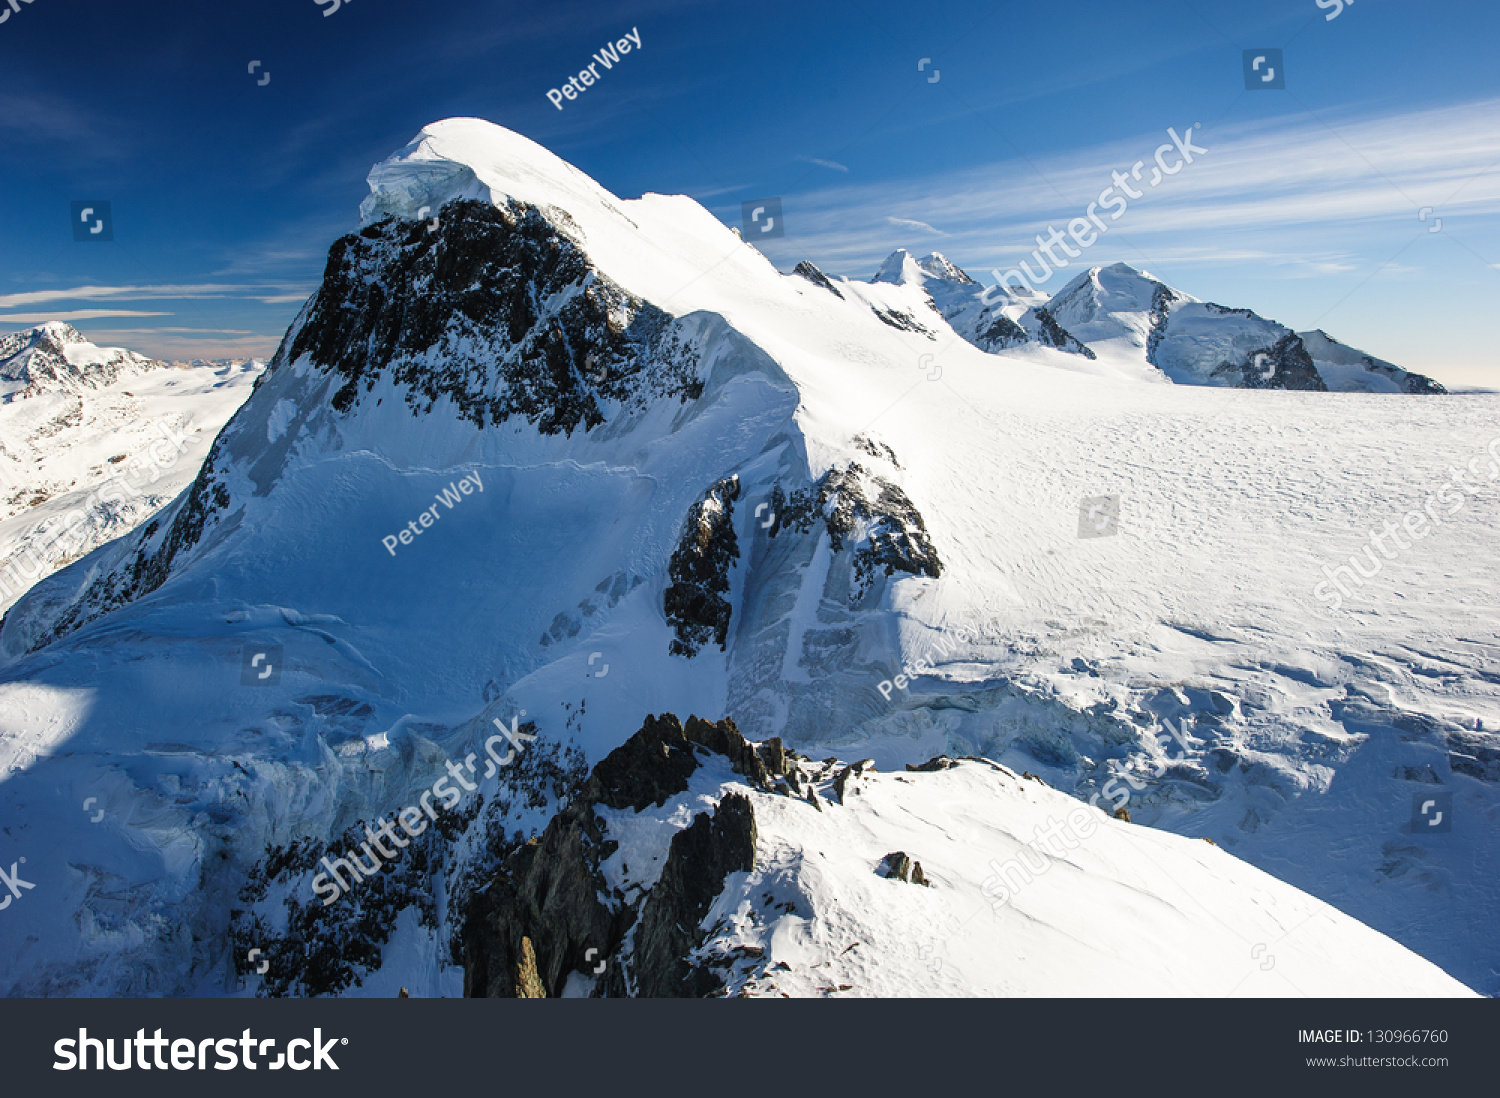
0;310;171;324
885;216;946;235
749;97;1500;284
0;285;247;308
798;155;849;173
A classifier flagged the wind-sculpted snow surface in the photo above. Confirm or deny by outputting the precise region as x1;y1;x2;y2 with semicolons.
0;118;1491;997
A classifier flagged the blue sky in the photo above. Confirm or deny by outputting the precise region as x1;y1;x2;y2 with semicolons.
2;0;1497;385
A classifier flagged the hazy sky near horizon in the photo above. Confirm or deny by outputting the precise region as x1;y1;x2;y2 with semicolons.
2;0;1497;386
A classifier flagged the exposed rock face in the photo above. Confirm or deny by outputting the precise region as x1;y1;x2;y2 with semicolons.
767;463;942;601
871;306;938;338
1216;327;1327;391
878;851;929;886
665;475;742;657
463;713;786;998
972;310;1030;352
1144;282;1181;365
792;261;845;299
229;725;582;999
292;198;702;431
631;792;757;997
1032;306;1097;359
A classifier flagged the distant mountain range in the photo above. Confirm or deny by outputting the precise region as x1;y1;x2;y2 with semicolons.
808;252;1447;394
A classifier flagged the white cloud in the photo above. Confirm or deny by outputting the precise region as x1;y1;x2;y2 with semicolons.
0;285;243;308
0;284;314;308
885;217;946;235
754;98;1500;280
0;310;172;324
798;156;849;173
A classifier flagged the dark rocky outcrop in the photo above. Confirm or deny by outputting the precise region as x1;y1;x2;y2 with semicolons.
631;793;757;997
832;758;876;804
294;198;700;432
871;306;937;338
1215;328;1327;391
765;463;941;601
1144;282;1182;367
664;475;742;657
878;851;929;886
973;310;1029;352
1032;306;1097;359
792;261;844;299
907;755;957;772
463;713;788;998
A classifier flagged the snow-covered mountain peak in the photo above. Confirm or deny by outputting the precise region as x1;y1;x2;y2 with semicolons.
1046;263;1193;330
916;252;976;284
0;322;161;399
871;250;977;288
359;118;630;236
870;249;924;285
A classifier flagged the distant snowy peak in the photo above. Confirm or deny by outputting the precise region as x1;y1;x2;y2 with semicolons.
1298;329;1447;394
870;250;976;287
0;322;161;400
870;249;924;286
859;250;1094;360
916;252;977;285
1044;263;1193;339
983;263;1442;393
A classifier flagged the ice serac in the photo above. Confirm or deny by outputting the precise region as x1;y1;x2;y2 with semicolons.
0;119;1491;998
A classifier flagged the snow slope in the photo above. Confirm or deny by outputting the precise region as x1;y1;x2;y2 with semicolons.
701;757;1472;997
0;119;1492;996
0;324;262;614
